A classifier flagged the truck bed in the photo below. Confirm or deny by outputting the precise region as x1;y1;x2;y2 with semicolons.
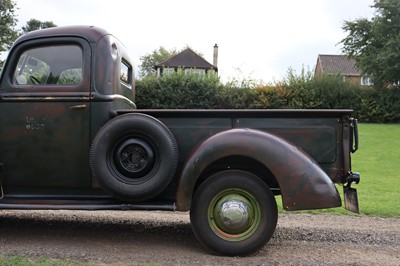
119;109;353;184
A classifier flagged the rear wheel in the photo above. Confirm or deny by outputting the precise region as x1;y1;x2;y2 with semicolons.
190;170;278;256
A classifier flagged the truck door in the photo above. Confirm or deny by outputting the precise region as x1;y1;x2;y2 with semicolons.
0;38;92;189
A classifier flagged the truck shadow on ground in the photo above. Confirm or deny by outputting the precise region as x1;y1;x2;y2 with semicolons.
0;210;203;257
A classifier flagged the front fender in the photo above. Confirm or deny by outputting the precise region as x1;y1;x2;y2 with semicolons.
175;128;341;211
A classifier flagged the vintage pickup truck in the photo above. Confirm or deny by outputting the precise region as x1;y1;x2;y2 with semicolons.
0;26;360;256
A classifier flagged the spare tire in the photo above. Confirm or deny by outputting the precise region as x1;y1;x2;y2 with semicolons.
90;113;178;201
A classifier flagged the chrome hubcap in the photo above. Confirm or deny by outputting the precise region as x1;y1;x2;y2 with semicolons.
218;198;250;230
213;194;255;235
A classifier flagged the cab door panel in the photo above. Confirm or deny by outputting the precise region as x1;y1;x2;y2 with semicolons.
0;37;92;189
0;101;90;187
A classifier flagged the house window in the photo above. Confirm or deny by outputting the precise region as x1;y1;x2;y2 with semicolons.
163;68;175;75
184;68;205;75
361;76;373;86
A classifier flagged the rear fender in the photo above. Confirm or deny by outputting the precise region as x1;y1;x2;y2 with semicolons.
175;128;341;211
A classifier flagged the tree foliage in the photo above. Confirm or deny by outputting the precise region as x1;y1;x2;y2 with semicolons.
21;18;56;34
0;0;18;53
0;0;18;68
0;1;56;69
341;0;400;87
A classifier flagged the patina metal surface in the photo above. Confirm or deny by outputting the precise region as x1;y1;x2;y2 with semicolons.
174;128;341;211
0;26;134;197
0;101;91;188
126;109;353;184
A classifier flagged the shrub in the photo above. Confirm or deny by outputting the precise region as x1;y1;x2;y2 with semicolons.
135;68;400;123
136;70;221;109
358;87;400;123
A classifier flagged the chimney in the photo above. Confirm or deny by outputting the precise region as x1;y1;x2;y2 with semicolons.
213;44;218;68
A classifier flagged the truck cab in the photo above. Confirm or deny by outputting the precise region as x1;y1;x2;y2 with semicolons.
0;26;134;195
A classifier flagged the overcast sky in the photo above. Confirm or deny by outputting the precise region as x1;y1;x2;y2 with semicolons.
13;0;374;83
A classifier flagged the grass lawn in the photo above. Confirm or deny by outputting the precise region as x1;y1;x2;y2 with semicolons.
277;123;400;217
351;123;400;217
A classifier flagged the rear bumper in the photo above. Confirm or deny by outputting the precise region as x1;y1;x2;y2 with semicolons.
344;172;361;213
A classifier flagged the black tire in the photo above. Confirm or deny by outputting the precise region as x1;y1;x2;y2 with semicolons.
190;170;278;256
90;113;178;201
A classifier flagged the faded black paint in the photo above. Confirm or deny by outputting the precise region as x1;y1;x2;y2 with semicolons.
174;128;341;211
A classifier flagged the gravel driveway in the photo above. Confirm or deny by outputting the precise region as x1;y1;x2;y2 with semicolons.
0;210;399;265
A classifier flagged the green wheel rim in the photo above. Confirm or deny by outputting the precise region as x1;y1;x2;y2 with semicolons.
207;188;262;242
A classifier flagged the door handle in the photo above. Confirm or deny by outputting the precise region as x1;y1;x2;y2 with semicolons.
69;104;88;110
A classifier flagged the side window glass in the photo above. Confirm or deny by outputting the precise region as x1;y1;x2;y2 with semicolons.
120;60;132;88
13;45;82;86
14;53;50;85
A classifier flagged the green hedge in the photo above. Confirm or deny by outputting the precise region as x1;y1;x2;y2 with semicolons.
136;70;400;123
135;71;221;109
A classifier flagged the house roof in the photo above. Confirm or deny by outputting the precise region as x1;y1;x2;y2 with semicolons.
317;54;361;76
155;48;217;70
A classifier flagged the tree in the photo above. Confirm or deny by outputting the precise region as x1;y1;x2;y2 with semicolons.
138;46;178;78
21;18;56;34
341;0;400;87
0;1;56;70
0;0;19;68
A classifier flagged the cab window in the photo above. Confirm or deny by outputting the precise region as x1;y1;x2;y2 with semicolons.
13;45;82;86
120;60;132;88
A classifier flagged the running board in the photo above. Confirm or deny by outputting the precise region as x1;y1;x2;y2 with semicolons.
0;199;176;211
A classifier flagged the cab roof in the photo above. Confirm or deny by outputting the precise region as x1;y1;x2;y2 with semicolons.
14;26;110;45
